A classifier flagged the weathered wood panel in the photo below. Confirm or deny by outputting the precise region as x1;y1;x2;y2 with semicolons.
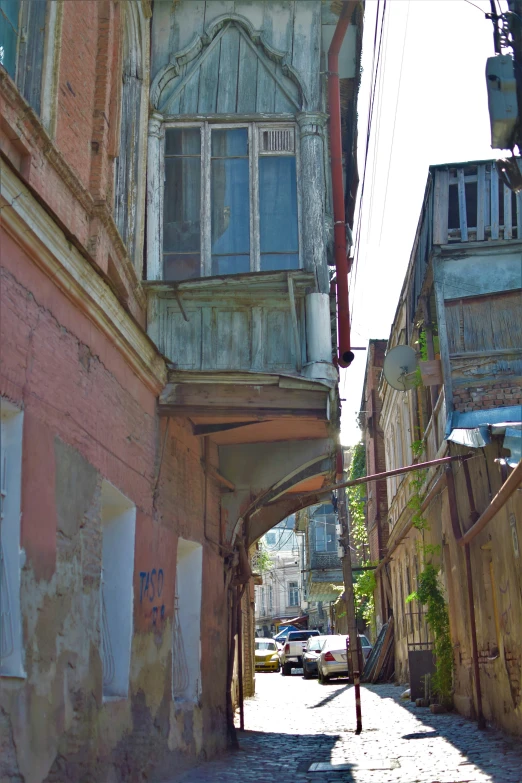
163;307;203;369
445;290;522;355
264;308;295;370
292;1;320;110
151;1;322;115
215;309;251;368
217;26;240;112
152;293;305;373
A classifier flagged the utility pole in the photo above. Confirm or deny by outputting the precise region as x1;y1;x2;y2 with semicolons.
507;0;522;150
337;486;362;734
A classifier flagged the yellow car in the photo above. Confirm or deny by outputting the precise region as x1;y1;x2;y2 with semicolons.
255;638;280;672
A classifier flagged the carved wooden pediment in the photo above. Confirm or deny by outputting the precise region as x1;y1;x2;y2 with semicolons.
150;13;307;116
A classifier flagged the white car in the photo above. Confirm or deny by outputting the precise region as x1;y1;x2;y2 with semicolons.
317;635;349;683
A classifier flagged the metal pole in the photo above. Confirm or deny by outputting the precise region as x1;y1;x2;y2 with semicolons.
337;487;362;733
301;453;472;499
237;585;245;731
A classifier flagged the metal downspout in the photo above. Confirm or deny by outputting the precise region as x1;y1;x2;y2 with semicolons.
328;1;358;368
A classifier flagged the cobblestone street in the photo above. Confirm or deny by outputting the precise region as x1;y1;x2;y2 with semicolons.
173;673;522;783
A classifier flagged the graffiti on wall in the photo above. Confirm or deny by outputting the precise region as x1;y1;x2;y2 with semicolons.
139;568;166;627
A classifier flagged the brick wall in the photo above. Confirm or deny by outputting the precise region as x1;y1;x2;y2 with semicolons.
0;226;228;780
452;380;522;413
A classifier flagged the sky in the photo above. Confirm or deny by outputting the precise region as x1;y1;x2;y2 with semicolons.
339;0;506;445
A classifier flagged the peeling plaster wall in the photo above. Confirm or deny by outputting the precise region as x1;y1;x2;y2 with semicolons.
0;231;228;781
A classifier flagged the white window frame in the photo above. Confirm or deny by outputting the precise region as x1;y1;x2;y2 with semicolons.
160;120;302;280
288;581;299;607
0;399;25;679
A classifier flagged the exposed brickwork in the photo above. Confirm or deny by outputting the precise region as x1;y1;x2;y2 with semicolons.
452;380;522;413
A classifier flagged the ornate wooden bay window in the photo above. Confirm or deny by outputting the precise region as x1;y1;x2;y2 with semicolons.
149;119;301;281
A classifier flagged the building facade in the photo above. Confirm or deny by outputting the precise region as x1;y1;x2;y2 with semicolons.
359;339;389;630
254;518;304;637
0;1;363;779
377;160;522;734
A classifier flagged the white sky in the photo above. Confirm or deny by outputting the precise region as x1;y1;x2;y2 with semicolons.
340;0;505;445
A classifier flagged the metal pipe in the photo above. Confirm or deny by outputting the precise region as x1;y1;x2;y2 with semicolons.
328;1;358;368
458;460;522;547
302;453;472;499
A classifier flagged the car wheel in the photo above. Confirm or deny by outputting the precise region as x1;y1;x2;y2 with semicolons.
303;665;312;680
283;662;292;676
275;663;280;673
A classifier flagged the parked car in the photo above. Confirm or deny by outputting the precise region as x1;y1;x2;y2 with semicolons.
254;638;280;673
302;635;329;679
317;635;349;683
280;630;320;675
316;634;373;683
359;634;373;662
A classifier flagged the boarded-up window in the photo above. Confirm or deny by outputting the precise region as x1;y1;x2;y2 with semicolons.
0;0;46;115
445;290;522;354
114;3;143;265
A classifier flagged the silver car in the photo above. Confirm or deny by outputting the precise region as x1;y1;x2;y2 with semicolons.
317;635;349;683
302;635;329;679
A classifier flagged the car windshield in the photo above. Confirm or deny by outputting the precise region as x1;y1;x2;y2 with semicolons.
256;641;276;651
287;631;319;642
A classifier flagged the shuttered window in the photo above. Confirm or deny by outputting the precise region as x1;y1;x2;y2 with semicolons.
114;2;144;267
0;1;47;115
162;122;300;281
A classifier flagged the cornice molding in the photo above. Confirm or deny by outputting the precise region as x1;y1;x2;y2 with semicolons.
0;163;166;394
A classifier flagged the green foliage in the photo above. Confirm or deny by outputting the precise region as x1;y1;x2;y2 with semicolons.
254;543;273;574
354;568;377;625
347;443;367;558
408;564;453;706
416;330;428;361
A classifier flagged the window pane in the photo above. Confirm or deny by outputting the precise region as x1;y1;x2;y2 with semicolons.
211;255;250;276
0;0;19;79
211;153;250;270
165;127;201;156
163;157;201;251
260;253;299;272
259;157;298;264
164;254;200;281
212;128;248;157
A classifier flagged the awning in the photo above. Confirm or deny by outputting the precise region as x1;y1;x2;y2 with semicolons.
448;407;521;468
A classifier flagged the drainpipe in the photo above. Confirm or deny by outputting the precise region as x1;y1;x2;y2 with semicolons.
328;1;358;368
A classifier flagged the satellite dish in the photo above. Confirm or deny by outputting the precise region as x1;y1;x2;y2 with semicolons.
383;345;418;391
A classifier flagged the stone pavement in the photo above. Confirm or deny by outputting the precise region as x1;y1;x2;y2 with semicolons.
171;673;522;783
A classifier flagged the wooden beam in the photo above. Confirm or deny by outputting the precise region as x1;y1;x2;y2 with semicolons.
192;421;259;437
160;382;327;410
159;406;327;420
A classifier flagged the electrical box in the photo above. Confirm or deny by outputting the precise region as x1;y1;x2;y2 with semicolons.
486;54;518;149
337;543;345;559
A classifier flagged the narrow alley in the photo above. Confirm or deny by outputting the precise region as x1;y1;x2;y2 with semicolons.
175;675;522;783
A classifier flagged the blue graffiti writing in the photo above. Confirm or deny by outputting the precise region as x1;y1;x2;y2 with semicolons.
139;568;164;604
139;568;166;628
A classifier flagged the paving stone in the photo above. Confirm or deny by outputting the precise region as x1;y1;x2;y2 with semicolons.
168;676;522;783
